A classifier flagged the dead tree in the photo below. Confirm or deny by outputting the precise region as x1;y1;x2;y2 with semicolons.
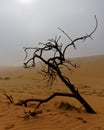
20;16;98;113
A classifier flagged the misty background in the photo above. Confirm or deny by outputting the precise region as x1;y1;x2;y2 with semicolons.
0;0;104;66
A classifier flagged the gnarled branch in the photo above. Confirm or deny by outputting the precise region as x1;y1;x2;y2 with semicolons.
22;16;98;114
16;92;75;108
62;15;98;58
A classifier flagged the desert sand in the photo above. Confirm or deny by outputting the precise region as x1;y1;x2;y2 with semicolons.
0;55;104;130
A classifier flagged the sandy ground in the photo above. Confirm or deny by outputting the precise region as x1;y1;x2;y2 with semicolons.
0;55;104;130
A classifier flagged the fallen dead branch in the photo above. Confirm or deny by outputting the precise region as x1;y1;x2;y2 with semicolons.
16;92;75;108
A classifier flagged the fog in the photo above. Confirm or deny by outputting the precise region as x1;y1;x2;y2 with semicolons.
0;0;104;66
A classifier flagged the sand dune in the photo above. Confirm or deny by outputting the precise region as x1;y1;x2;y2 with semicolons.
0;55;104;130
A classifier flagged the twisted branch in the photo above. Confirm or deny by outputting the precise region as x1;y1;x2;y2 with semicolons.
22;16;98;113
16;92;75;108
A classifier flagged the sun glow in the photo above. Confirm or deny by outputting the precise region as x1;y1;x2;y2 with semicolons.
18;0;36;4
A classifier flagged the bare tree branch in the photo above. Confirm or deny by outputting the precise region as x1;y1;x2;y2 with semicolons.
16;92;75;108
62;16;98;58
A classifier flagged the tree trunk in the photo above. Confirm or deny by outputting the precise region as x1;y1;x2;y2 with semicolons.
58;71;96;113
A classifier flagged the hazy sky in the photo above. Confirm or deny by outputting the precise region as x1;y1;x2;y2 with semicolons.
0;0;104;66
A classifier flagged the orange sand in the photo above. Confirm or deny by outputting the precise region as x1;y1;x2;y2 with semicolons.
0;55;104;130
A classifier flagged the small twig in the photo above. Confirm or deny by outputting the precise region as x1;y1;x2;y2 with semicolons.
4;94;14;104
18;110;42;120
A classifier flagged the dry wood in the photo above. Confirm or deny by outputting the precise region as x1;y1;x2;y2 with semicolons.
22;16;98;113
